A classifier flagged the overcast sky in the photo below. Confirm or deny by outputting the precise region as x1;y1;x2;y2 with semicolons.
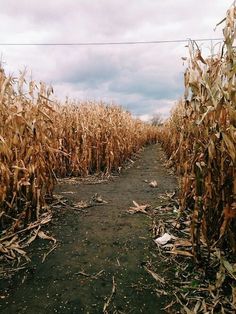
0;0;232;120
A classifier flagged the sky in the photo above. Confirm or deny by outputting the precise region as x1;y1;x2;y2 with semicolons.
0;0;233;120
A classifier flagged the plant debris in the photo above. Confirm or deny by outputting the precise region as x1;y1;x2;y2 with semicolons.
42;243;58;263
146;192;236;313
0;211;56;278
127;201;150;215
143;265;165;285
76;269;105;280
103;276;116;314
149;180;158;188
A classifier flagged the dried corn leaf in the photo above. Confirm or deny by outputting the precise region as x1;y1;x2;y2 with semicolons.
144;266;165;284
37;231;56;244
168;248;193;257
128;201;150;214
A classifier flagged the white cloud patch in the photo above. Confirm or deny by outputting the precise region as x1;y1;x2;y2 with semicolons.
0;0;232;118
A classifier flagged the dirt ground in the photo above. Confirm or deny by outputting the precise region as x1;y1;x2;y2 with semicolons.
0;143;177;314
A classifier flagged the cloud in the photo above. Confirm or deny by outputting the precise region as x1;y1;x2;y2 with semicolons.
0;0;232;118
109;70;183;99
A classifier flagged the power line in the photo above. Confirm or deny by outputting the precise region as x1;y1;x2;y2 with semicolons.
0;38;224;46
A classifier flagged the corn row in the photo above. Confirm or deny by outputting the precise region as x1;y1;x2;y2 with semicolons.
157;5;236;259
0;70;157;231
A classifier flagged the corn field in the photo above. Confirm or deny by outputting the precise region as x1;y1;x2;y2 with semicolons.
157;6;236;259
0;69;158;232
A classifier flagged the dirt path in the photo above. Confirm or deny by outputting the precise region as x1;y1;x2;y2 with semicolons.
0;144;177;314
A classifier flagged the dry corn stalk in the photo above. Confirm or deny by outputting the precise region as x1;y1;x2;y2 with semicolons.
157;4;236;260
0;68;158;233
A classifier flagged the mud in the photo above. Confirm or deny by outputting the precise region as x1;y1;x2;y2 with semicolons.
0;144;177;314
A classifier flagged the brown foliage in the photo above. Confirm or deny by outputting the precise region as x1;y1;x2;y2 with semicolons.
0;69;157;232
157;5;236;259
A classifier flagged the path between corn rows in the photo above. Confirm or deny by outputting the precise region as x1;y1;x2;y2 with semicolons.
0;144;177;314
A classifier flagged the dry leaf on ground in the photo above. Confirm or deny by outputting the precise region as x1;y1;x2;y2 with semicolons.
149;180;158;188
37;231;56;244
128;201;150;214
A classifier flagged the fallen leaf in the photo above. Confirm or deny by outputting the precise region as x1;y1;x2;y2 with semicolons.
26;227;41;245
149;180;158;188
11;246;27;256
38;231;56;244
144;266;165;284
73;201;90;209
42;244;58;263
91;193;108;204
222;259;236;280
174;239;192;247
168;248;193;257
215;266;226;289
128;201;150;214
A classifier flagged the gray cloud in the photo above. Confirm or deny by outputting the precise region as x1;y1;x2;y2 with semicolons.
0;0;232;120
55;53;120;88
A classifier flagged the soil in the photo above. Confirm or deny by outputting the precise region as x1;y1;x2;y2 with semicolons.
0;143;177;314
